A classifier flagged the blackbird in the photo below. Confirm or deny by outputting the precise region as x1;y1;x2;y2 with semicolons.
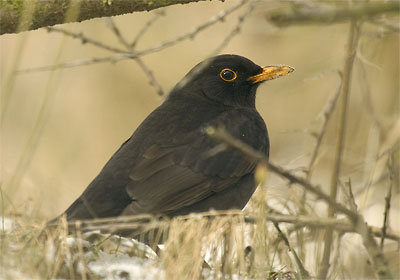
56;54;293;229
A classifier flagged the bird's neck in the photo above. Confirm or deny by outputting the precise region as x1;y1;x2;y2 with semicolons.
168;86;257;110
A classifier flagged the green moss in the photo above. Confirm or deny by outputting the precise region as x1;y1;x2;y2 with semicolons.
0;0;24;11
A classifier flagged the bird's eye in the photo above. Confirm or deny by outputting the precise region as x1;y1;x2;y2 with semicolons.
220;68;237;82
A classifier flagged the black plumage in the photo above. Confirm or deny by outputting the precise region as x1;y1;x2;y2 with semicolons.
58;54;293;231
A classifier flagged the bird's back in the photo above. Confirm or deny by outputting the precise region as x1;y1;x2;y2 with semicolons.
63;93;269;221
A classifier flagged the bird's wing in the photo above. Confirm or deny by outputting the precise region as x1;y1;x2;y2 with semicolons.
125;110;268;214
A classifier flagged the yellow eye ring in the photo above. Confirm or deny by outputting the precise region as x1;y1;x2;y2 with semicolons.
220;68;237;82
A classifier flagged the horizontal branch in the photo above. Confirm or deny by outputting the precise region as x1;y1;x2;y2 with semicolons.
49;211;400;242
267;1;400;27
0;0;216;35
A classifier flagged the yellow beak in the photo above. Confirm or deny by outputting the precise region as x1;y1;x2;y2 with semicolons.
247;65;294;84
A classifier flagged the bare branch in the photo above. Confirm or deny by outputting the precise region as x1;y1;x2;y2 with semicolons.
134;58;165;96
130;11;165;49
0;0;220;35
15;0;246;74
138;0;246;54
104;17;132;49
267;1;400;27
205;126;358;220
15;54;136;74
105;18;165;96
211;0;256;55
46;26;127;53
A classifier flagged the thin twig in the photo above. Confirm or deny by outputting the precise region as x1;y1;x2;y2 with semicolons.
135;0;246;55
16;0;246;74
345;178;358;212
105;17;165;96
211;0;256;55
205;126;358;220
134;58;165;96
380;156;393;249
356;47;382;71
306;72;342;179
14;54;136;74
346;182;394;279
46;26;127;53
104;17;131;48
274;223;310;279
131;10;165;48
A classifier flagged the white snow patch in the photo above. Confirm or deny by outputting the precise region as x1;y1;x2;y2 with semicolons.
88;251;164;280
0;216;14;233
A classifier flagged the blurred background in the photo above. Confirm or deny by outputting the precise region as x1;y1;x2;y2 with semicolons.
1;0;399;277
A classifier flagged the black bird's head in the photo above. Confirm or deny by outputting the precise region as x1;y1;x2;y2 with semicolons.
171;54;294;108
